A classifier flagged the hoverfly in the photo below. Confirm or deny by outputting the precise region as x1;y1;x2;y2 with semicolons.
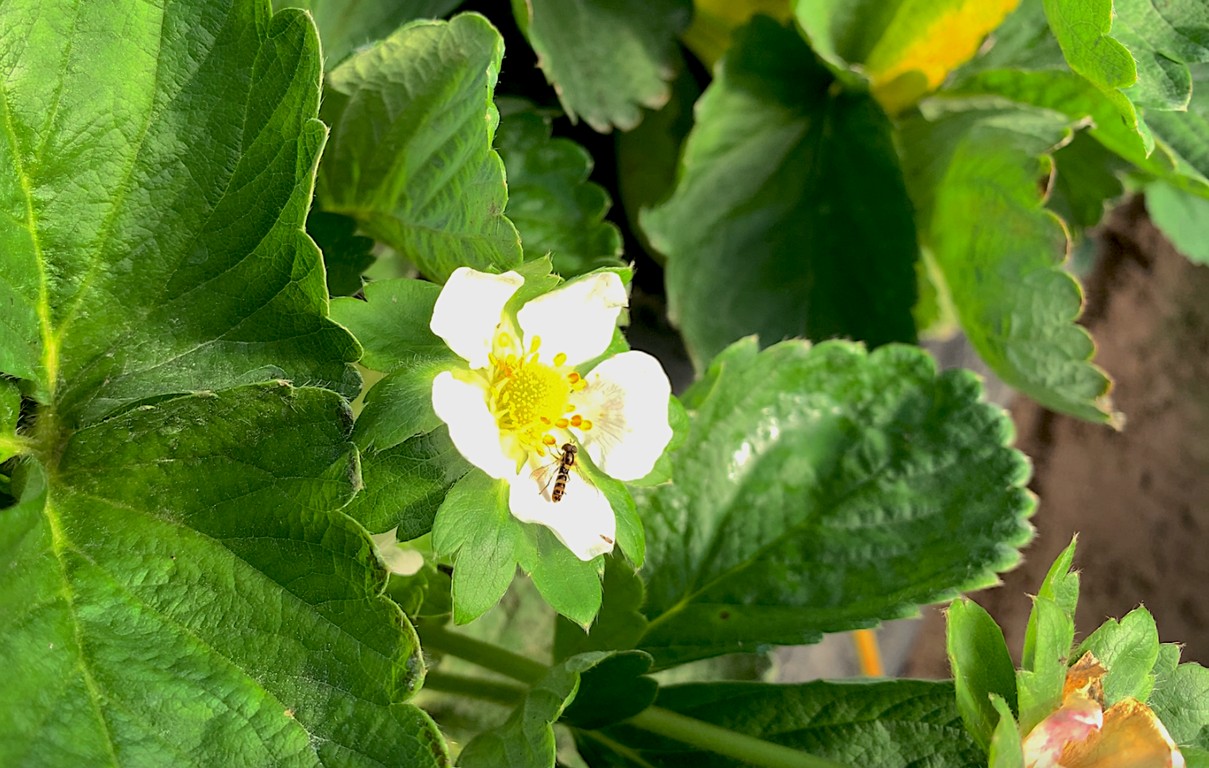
532;442;580;503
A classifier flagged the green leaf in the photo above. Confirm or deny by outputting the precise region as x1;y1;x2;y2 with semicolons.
634;339;1034;669
344;427;471;537
1147;180;1209;265
512;0;692;132
1040;0;1154;153
1077;607;1161;705
330;278;449;372
1149;648;1209;749
388;557;455;619
458;651;615;768
517;526;604;629
317;13;522;282
0;5;453;761
495;103;623;276
560;651;657;730
947;598;1018;750
585;679;982;767
988;695;1025;768
1148;64;1209;190
431;470;519;624
643;17;919;371
1022;536;1080;672
275;0;465;67
308;210;376;297
1046;0;1209;114
352;355;460;450
615;70;701;265
0;2;359;418
1049;130;1127;236
555;557;650;661
901;100;1116;423
0;384;450;766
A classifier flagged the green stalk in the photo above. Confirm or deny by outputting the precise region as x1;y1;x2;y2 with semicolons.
624;707;851;768
423;671;525;705
420;625;850;768
419;623;548;684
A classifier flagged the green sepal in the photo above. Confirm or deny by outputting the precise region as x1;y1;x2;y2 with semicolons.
947;598;1018;750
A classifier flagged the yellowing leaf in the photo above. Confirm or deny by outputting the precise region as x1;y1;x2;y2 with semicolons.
866;0;1020;114
682;0;793;69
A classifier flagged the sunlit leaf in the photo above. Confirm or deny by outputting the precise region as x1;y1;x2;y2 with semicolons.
512;0;692;132
317;13;521;282
901;100;1116;423
632;339;1034;668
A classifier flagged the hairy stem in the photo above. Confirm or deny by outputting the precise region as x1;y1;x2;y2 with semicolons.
419;622;548;684
625;707;851;768
423;671;525;705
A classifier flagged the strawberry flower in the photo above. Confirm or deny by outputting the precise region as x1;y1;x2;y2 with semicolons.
429;267;673;561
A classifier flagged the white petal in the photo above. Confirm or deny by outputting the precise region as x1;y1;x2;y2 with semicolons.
431;267;524;368
431;371;513;479
516;272;627;367
508;468;616;561
573;351;672;481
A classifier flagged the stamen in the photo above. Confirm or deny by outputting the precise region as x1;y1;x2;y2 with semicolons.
555;418;569;428
570;414;583;427
568;372;580;383
553;352;567;366
497;331;512;348
543;434;556;446
530;336;542;353
580;419;593;430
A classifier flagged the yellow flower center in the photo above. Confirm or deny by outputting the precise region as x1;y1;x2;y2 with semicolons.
498;362;568;430
488;332;589;455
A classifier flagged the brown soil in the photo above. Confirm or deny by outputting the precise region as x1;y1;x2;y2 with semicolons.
906;197;1209;677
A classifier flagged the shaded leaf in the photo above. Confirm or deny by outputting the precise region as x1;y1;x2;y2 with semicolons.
643;17;919;371
317;13;521;282
308;210;376;297
458;651;615;768
513;0;692;132
560;651;657;730
1146;180;1209;264
344;427;471;537
330;278;449;373
634;339;1034;669
495;104;623;276
555;557;650;661
900;100;1116;423
275;0;464;66
681;0;793;69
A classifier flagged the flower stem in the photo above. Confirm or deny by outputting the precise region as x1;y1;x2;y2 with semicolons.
420;624;851;768
423;671;525;705
418;622;547;684
625;707;851;768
